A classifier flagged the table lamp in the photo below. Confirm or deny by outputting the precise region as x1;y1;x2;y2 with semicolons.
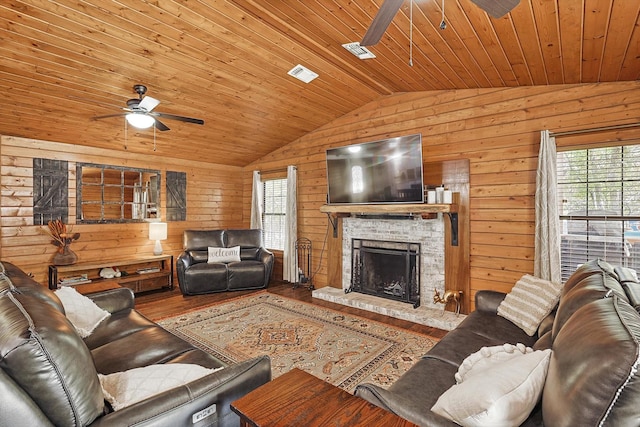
149;222;167;256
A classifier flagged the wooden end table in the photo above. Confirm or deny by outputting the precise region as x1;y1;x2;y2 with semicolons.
231;368;418;426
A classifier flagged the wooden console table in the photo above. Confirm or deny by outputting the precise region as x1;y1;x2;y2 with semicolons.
48;255;173;294
231;368;417;426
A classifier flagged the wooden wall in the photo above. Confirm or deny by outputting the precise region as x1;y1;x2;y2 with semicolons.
243;81;640;309
1;135;244;284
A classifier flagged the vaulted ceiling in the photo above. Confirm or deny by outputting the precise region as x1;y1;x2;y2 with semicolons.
1;1;638;166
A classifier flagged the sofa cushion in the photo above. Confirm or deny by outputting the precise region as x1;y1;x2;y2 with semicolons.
497;274;563;336
188;250;209;263
226;229;263;248
432;348;552;427
55;286;111;338
183;230;225;251
0;292;105;426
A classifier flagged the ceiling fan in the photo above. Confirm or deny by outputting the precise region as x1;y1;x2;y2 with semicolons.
360;0;521;46
93;84;204;131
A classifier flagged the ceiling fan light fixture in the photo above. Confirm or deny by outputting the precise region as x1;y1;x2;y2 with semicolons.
126;113;155;129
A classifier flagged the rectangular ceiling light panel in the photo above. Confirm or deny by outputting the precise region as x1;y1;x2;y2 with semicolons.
287;64;319;83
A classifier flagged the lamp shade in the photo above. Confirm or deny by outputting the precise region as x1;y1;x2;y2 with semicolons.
149;222;167;241
126;112;155;129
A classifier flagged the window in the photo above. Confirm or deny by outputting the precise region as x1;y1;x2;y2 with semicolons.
262;178;287;250
557;144;640;281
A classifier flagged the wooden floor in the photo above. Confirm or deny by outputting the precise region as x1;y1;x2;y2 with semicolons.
135;281;448;339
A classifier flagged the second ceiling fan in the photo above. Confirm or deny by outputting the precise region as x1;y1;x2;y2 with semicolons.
360;0;521;46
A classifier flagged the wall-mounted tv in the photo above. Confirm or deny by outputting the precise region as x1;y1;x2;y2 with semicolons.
326;134;424;204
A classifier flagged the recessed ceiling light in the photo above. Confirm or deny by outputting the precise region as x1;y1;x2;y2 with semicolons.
287;64;319;83
342;42;376;60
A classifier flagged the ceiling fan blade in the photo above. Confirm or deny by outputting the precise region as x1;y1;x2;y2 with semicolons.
360;0;404;46
154;119;170;131
471;0;520;18
139;95;160;112
93;113;127;120
154;112;204;125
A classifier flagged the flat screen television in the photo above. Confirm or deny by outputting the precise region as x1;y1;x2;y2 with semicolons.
326;134;424;204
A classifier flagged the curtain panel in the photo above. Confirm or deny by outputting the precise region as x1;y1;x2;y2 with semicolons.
535;130;562;283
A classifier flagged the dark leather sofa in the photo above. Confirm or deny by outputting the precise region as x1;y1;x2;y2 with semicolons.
355;259;640;426
177;229;274;295
0;261;271;427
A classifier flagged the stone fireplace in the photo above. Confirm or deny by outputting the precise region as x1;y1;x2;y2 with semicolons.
342;216;445;311
313;214;464;330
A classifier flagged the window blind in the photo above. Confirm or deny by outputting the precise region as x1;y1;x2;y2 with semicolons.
557;144;640;281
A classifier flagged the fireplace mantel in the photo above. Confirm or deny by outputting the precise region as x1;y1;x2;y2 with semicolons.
320;203;459;246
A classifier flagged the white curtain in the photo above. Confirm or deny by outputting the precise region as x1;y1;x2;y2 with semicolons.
535;130;562;283
250;171;263;230
283;165;298;282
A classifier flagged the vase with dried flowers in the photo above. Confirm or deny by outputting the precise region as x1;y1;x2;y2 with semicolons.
43;219;80;265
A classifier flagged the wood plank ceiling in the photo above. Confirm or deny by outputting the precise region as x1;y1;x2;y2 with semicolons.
0;0;638;166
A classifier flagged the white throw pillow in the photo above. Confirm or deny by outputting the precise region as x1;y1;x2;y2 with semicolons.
55;286;110;338
497;274;563;336
207;246;241;263
432;348;552;427
98;364;223;411
455;343;532;384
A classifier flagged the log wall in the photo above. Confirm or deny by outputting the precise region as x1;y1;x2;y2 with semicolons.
1;135;244;284
242;81;640;309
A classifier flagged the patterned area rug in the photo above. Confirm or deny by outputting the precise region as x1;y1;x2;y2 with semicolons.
158;292;438;392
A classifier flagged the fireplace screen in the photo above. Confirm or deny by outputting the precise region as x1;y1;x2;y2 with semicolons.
350;239;420;308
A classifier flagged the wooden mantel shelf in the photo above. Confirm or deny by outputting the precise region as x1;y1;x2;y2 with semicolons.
319;203;460;246
320;203;457;216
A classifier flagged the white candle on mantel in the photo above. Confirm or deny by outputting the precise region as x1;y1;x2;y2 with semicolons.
427;191;436;204
443;190;453;204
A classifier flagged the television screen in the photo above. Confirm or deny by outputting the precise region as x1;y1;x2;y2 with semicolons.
326;134;424;204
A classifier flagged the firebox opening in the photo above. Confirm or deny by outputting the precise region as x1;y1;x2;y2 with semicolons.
349;239;420;308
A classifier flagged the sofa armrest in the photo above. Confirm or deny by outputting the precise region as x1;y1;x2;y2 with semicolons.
475;290;507;313
89;356;271;427
87;287;135;313
257;247;274;265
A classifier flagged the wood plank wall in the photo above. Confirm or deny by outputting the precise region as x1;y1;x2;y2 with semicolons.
1;135;244;284
242;81;640;309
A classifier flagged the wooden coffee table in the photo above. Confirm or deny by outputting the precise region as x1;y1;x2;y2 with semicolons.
231;368;418;426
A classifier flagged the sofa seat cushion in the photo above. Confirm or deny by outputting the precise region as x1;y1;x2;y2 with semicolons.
83;309;158;350
228;261;266;290
427;310;536;367
0;292;105;426
183;262;228;294
91;326;211;374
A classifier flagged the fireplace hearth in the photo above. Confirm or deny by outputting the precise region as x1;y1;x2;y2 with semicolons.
348;239;420;308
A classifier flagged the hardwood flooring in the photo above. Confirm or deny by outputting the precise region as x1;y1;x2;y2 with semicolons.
134;281;448;339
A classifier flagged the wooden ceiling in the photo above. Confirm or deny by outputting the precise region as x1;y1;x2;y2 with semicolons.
1;1;638;166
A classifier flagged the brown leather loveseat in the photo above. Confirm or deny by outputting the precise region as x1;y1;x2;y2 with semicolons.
177;229;274;295
0;261;271;427
355;259;640;426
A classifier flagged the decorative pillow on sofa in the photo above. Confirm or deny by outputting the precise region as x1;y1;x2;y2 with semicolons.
98;364;223;411
431;347;552;427
455;343;532;383
207;246;241;263
55;286;110;338
497;274;563;336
